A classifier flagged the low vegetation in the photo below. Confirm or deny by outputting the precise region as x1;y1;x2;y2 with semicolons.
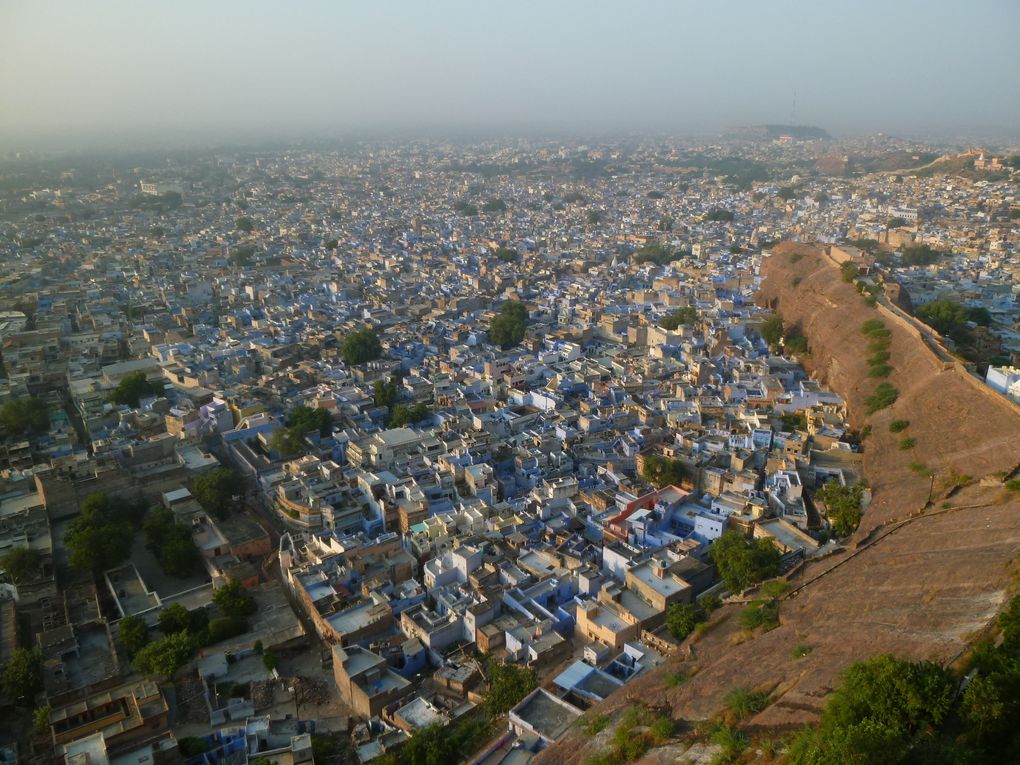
583;704;676;765
865;382;899;414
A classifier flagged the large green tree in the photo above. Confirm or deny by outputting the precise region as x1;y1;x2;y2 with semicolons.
213;578;257;620
660;306;698;330
119;615;150;657
488;301;528;349
760;316;785;348
816;482;865;538
109;371;164;407
340;327;382;365
64;493;139;575
389;403;430;428
709;530;782;592
0;547;41;584
191;467;244;518
641;454;688;488
133;631;198;678
665;602;704;641
144;508;201;577
484;658;537;714
3;646;42;703
0;397;49;436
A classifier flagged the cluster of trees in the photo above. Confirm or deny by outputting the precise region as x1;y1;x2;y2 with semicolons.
488;301;528;349
0;397;49;437
789;597;1020;764
704;208;735;222
109;371;164;407
640;454;688;489
493;246;518;263
0;546;41;584
389;403;431;428
235;216;255;232
709;530;782;592
373;379;400;410
816;481;865;538
453;200;479;216
144;508;201;578
131;580;257;678
272;405;333;455
371;378;431;428
64;493;146;575
484;657;538;714
231;245;257;265
900;243;944;266
340;327;382;366
482;198;507;213
2;646;42;703
780;411;808;432
130;191;182;212
192;467;244;518
633;241;689;266
665;594;720;641
660;306;698;330
760;315;785;347
915;298;991;347
759;315;807;354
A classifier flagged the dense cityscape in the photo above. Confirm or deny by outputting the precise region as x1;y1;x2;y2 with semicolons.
0;130;1018;765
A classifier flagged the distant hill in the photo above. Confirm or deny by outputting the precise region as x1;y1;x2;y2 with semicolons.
726;124;831;140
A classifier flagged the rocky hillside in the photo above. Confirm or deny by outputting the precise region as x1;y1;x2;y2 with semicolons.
537;242;1020;765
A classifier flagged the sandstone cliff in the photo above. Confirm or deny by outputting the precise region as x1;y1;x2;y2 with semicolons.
536;243;1020;765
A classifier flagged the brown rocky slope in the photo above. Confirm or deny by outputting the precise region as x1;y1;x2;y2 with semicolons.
537;242;1020;764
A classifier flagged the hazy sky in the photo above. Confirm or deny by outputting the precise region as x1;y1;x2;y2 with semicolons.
2;0;1019;148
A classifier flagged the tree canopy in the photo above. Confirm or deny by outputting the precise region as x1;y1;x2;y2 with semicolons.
272;405;333;455
133;630;198;679
109;371;164;407
660;306;698;330
144;508;201;578
760;315;784;347
484;657;537;715
3;646;42;703
0;397;49;437
213;578;257;620
64;493;142;575
705;208;735;222
816;481;864;538
390;403;431;428
488;301;528;349
634;241;689;266
641;454;688;488
494;246;518;263
665;602;705;642
900;243;944;266
340;327;383;366
235;216;255;232
709;530;782;592
191;467;244;518
0;547;41;584
119;615;150;657
915;298;989;346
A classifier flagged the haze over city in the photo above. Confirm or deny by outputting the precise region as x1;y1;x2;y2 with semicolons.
2;4;1020;765
3;0;1020;149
